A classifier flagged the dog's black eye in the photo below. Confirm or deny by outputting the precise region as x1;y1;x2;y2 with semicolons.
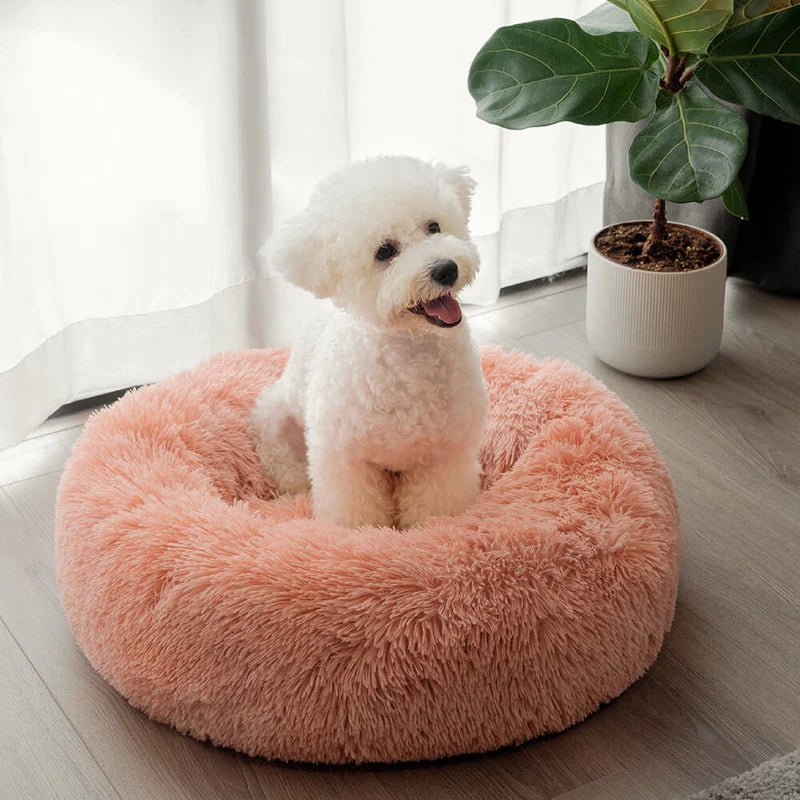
375;241;397;261
427;221;441;234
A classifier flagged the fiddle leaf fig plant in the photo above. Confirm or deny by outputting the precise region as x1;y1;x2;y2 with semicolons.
468;0;800;254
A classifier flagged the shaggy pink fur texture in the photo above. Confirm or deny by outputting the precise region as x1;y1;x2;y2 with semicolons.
55;347;679;765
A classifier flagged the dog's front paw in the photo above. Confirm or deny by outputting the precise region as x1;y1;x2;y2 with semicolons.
311;456;395;529
396;453;481;528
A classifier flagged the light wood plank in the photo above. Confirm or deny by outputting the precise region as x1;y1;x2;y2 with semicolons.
720;282;800;400
467;282;587;349
466;269;585;315
0;426;83;488
471;284;587;339
0;619;118;800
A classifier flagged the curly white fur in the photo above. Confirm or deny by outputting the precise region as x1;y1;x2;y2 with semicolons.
251;156;488;529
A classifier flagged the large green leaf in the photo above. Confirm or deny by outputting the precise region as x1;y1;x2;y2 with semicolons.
696;6;800;123
722;176;749;217
468;18;660;129
628;83;748;202
625;0;734;54
728;0;800;27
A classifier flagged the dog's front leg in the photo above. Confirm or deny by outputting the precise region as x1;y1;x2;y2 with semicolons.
396;448;481;529
310;449;395;529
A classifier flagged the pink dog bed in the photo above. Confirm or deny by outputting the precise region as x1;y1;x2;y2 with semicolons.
56;347;679;764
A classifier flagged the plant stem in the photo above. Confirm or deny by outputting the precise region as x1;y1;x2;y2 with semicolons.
645;50;690;256
642;198;666;257
645;49;691;257
661;54;690;93
663;54;679;91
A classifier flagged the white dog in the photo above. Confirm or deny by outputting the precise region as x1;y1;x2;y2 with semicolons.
251;156;488;529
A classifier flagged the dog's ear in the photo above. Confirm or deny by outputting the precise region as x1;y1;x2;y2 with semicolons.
262;212;336;298
435;163;477;221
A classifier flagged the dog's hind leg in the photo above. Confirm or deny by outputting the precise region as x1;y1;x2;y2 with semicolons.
251;383;310;495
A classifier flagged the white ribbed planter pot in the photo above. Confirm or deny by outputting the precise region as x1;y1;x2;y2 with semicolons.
586;222;727;378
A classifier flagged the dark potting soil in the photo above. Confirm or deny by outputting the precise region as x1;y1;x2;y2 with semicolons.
594;222;722;272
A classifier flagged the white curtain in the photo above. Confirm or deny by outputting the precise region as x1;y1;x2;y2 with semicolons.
0;0;604;449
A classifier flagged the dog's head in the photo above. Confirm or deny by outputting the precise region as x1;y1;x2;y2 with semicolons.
265;156;479;333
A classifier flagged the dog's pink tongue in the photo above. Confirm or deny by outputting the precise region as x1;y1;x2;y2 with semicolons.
422;295;462;324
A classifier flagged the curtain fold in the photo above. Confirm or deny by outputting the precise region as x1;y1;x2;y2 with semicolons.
1;0;604;449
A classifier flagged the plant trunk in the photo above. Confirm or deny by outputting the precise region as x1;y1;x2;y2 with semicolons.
642;198;666;257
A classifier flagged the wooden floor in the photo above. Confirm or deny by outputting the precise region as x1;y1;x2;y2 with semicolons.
1;272;798;800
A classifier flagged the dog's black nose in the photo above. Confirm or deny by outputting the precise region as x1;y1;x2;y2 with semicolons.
430;259;458;287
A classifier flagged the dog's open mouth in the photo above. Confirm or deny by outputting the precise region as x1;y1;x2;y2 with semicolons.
408;294;463;328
